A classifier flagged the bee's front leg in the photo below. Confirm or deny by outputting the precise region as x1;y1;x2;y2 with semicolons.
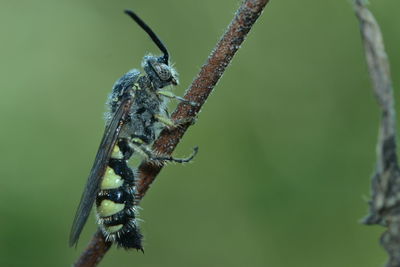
157;90;199;106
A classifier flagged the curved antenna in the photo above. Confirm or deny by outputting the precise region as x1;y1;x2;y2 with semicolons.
124;10;169;64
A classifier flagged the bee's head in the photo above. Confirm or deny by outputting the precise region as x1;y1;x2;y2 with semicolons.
124;10;177;89
143;55;178;89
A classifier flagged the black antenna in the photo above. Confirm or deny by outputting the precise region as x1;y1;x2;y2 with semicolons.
124;10;169;64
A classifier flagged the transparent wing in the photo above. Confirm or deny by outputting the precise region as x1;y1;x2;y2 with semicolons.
69;96;133;247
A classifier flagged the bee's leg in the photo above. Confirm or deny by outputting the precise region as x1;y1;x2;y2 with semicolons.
157;90;199;106
148;146;198;164
154;114;196;129
129;138;152;159
130;137;198;164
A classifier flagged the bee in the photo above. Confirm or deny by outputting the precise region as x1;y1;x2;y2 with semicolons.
69;10;197;251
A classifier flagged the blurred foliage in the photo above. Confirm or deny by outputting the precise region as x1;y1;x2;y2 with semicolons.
1;0;400;266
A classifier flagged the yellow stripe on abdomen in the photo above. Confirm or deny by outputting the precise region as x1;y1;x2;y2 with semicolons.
101;166;124;190
111;144;124;159
97;199;125;217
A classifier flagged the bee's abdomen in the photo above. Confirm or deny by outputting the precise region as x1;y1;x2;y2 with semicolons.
96;140;143;250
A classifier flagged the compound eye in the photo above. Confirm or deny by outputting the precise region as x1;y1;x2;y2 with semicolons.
153;64;171;81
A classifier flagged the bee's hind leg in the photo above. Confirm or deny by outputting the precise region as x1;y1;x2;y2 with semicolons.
149;146;198;164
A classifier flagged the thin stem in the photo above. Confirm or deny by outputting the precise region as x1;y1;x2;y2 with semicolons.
354;1;400;266
73;0;270;266
73;230;112;267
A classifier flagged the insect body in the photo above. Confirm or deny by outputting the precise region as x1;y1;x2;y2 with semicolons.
69;10;197;251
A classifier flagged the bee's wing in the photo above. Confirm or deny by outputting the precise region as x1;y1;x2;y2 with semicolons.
69;96;133;247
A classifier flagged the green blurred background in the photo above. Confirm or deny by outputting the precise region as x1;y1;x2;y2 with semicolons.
1;0;399;266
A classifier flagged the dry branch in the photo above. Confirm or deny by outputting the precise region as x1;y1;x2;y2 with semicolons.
73;0;270;266
73;231;111;267
354;1;400;266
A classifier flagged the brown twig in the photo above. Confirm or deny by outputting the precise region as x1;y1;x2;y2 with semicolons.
73;230;112;267
354;1;400;266
73;0;270;266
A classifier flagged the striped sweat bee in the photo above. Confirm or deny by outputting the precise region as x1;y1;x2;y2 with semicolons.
69;10;198;251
